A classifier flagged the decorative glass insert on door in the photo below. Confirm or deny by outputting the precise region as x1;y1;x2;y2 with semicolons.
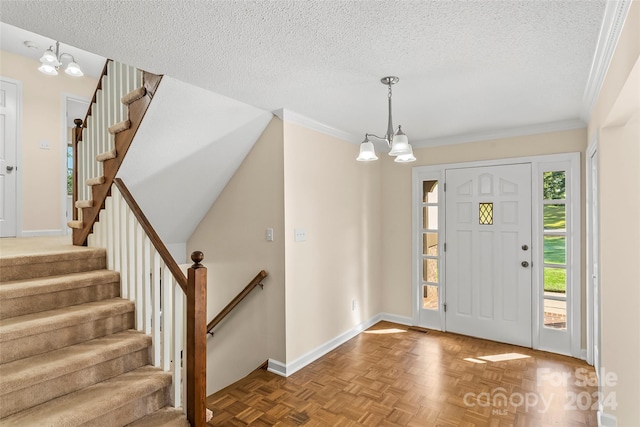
422;180;440;310
479;202;493;225
542;171;567;329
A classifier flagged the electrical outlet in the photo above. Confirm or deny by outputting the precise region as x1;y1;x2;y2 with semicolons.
266;228;274;241
39;140;51;150
352;299;357;311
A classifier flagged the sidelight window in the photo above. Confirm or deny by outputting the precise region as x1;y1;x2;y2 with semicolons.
542;171;567;330
421;180;440;310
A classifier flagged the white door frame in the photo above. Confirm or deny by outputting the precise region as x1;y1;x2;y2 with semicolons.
412;152;582;358
586;134;599;367
0;76;23;238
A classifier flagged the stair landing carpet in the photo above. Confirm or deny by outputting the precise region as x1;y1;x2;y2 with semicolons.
0;236;188;426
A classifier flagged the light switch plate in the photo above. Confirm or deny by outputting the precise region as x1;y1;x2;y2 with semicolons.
294;228;307;242
266;228;274;241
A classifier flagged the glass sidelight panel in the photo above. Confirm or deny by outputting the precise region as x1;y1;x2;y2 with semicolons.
423;180;438;203
544;235;566;265
543;204;566;230
419;177;441;318
423;285;439;309
544;267;566;293
423;233;438;255
544;298;567;329
543;171;566;200
423;258;439;283
423;206;438;230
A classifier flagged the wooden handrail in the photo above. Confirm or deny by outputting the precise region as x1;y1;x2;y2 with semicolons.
206;270;268;335
187;251;207;427
113;178;187;293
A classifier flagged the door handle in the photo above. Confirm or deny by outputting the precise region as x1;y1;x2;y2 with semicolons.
521;261;529;268
6;166;14;172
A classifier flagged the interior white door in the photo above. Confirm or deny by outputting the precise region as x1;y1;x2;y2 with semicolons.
0;79;18;238
445;164;532;347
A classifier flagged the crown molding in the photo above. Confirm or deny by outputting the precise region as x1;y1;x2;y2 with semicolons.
581;0;633;122
273;108;360;143
273;111;587;149
411;119;587;148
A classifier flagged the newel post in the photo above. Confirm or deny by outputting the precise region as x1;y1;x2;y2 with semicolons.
72;119;83;221
187;251;207;427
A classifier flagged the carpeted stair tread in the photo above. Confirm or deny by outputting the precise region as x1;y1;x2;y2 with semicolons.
67;220;83;229
86;175;106;186
0;330;149;393
122;87;147;106
0;330;151;418
127;407;189;427
109;119;131;135
0;298;134;342
0;247;106;282
0;269;119;300
75;199;93;209
96;148;117;162
0;366;172;426
0;269;120;319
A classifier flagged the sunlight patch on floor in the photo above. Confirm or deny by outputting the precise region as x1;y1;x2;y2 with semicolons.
464;352;531;363
364;328;407;335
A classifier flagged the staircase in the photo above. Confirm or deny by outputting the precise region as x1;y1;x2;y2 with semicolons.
0;244;189;426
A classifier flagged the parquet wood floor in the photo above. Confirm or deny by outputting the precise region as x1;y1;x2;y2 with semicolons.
206;322;597;426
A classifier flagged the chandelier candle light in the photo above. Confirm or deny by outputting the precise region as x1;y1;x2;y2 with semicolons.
37;41;83;77
356;76;416;163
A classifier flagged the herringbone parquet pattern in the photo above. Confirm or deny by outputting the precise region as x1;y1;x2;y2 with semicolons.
207;322;597;426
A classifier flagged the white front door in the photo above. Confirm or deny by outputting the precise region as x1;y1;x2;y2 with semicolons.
445;164;532;347
0;79;19;238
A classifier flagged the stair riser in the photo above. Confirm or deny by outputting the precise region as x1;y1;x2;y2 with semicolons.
0;282;120;320
1;347;150;418
0;254;106;282
0;312;134;364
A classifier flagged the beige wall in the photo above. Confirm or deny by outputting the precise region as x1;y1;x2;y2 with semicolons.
189;118;383;389
187;118;286;394
587;1;640;424
381;129;588;318
0;50;97;234
283;122;382;363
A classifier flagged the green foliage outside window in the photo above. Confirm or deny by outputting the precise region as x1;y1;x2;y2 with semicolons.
543;171;566;200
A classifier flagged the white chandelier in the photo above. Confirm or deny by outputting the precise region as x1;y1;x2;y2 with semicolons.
356;76;415;163
37;41;83;77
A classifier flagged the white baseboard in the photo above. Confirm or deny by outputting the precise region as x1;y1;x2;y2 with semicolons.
20;229;66;237
378;312;413;326
269;312;414;377
598;409;617;426
267;359;287;377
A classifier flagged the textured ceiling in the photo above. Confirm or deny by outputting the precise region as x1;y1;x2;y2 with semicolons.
0;0;606;145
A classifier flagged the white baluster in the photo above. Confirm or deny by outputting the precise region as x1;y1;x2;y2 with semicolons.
141;233;153;331
173;280;184;408
113;188;121;274
152;252;162;366
105;196;114;270
136;223;144;301
162;264;173;372
127;206;136;302
119;196;129;299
